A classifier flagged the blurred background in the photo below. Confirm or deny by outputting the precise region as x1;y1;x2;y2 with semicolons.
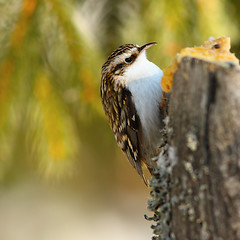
0;0;240;239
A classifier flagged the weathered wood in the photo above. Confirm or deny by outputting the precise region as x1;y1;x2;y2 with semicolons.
168;57;240;239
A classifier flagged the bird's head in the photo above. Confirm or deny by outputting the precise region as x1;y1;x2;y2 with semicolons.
102;42;158;83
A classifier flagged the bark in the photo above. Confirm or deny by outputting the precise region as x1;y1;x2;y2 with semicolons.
147;57;240;240
168;57;240;239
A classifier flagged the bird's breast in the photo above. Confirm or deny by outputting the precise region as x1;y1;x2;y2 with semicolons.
126;65;163;145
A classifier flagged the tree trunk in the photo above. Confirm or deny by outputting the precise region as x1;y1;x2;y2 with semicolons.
147;57;240;240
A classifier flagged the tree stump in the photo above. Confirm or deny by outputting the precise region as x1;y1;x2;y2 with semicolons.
148;57;240;240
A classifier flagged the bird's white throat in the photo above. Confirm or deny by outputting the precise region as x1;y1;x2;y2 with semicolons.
124;52;162;83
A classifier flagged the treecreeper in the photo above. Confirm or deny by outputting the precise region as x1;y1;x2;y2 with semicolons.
100;42;165;184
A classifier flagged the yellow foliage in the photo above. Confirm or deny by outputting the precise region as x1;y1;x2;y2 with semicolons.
34;76;51;100
34;76;67;161
79;68;96;103
11;0;38;47
0;60;13;101
49;139;67;160
22;0;38;17
165;42;180;56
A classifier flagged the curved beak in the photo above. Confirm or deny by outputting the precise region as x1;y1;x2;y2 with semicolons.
138;42;157;53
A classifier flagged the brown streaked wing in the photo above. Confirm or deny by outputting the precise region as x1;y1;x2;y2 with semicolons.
115;87;145;181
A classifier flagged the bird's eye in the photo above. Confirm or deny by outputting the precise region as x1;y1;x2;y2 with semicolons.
125;57;133;63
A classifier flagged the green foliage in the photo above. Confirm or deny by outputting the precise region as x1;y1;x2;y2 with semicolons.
0;0;239;187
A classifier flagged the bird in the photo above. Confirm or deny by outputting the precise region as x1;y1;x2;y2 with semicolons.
100;42;165;184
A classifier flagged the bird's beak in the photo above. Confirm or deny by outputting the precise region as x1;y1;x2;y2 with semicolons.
138;42;157;53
